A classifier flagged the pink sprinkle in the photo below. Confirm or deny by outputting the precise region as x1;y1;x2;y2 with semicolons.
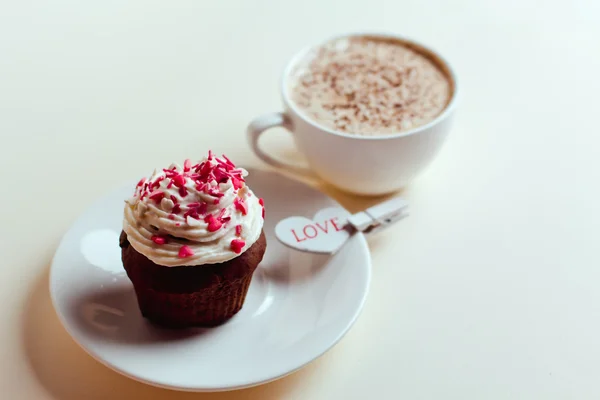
216;158;233;171
213;168;229;183
170;194;178;203
179;186;188;197
164;169;177;177
184;209;200;220
176;223;181;227
200;162;212;177
231;169;244;179
149;191;165;203
151;235;167;245
184;159;192;172
208;150;214;160
168;214;175;220
234;197;248;215
259;198;265;218
231;177;243;190
222;154;235;167
185;202;206;214
178;245;194;258
172;204;181;214
173;174;186;187
152;176;165;188
217;208;227;220
167;180;174;189
137;178;146;187
230;239;245;254
235;225;242;235
213;198;220;205
204;214;222;232
207;172;216;183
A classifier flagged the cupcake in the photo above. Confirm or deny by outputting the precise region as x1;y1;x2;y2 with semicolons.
119;151;266;328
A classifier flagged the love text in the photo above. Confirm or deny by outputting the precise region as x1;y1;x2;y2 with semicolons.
291;217;344;242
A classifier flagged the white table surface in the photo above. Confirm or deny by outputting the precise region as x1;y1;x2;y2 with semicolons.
1;1;599;399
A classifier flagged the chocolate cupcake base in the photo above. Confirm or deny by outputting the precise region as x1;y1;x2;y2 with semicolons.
119;230;267;328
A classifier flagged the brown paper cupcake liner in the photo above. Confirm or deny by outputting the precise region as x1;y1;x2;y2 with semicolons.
120;230;266;328
131;273;253;328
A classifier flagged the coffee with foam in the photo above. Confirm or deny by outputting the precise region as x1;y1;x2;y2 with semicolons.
288;36;452;136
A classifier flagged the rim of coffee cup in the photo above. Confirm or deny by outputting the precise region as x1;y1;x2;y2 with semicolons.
280;31;459;141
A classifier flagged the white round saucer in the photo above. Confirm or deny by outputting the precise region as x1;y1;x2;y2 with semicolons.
50;168;371;392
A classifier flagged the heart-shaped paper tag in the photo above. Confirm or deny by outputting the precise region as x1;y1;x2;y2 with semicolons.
275;207;352;254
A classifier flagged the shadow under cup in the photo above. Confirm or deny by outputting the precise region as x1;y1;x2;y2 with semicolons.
247;32;458;196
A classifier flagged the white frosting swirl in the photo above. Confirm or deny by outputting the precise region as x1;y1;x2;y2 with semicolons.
123;155;264;267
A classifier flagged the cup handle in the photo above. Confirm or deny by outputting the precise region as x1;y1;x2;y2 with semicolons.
247;112;314;177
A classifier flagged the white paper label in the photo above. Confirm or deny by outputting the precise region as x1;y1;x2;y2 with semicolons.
274;207;352;254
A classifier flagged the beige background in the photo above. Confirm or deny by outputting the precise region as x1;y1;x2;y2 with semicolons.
1;0;599;399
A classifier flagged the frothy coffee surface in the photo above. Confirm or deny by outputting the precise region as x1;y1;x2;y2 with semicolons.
289;36;452;135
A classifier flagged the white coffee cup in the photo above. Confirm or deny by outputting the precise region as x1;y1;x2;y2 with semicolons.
247;32;458;196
